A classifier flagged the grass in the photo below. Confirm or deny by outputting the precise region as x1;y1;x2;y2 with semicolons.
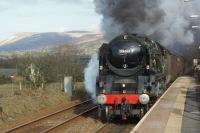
0;83;20;97
0;81;88;125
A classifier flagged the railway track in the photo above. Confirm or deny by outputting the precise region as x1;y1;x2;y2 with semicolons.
4;99;143;133
42;106;98;133
93;123;108;133
93;121;136;133
3;99;96;133
93;116;140;133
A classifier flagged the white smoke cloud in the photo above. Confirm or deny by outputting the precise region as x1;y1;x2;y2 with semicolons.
101;17;124;40
84;54;99;99
157;0;194;45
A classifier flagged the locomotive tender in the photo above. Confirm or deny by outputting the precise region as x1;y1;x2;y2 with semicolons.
96;34;184;121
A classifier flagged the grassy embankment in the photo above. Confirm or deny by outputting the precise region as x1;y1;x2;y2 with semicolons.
0;82;87;126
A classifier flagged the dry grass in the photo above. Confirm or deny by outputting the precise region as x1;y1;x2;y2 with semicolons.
0;83;20;97
0;82;87;125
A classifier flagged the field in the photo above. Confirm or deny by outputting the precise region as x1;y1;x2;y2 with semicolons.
0;82;87;130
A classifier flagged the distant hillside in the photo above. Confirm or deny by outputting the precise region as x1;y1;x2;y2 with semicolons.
0;31;103;54
76;37;104;55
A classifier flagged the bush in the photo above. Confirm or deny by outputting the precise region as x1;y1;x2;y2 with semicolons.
16;45;84;89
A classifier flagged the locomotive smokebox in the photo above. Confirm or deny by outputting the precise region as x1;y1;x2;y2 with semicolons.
108;35;146;69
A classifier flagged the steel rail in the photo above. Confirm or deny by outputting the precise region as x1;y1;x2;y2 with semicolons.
92;123;108;133
42;106;98;133
4;99;93;133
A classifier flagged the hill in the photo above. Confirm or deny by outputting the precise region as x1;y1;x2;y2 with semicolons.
0;31;103;55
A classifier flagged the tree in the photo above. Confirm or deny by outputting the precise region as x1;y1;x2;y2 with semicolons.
16;45;84;90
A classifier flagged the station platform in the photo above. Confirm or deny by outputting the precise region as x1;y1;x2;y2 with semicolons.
131;76;200;133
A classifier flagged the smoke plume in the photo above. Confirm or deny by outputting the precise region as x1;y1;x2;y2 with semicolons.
84;0;200;99
94;0;200;56
84;54;99;99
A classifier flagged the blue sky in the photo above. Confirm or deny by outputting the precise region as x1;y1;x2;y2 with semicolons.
0;0;101;40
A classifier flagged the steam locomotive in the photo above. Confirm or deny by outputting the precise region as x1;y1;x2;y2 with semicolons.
96;34;185;121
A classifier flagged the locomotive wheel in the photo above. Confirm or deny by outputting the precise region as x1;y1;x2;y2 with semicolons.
156;82;160;97
139;104;149;119
144;104;149;113
98;106;102;118
99;106;111;122
139;108;145;119
105;106;111;122
159;81;167;97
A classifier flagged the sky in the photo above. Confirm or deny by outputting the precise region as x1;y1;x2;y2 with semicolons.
0;0;101;40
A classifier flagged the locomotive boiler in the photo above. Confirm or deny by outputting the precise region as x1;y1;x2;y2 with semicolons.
96;34;184;121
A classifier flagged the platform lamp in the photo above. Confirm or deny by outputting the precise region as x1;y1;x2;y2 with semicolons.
184;0;195;2
191;25;200;57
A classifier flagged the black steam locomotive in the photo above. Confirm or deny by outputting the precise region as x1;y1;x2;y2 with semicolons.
96;34;184;121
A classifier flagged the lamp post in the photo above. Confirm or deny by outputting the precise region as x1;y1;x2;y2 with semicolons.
10;75;14;95
184;0;200;67
191;24;200;61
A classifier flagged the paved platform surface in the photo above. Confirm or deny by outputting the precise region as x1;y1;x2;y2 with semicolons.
181;82;200;133
131;76;200;133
